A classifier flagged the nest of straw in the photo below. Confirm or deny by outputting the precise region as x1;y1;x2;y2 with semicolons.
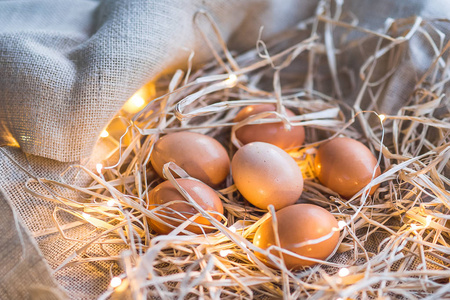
27;2;449;299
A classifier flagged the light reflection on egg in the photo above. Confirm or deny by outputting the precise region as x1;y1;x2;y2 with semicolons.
253;204;340;269
231;142;303;210
147;178;223;234
314;137;381;198
234;104;305;150
150;132;230;187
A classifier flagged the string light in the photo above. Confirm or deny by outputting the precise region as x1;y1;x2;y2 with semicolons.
220;250;233;257
338;267;350;277
130;94;145;107
82;212;91;220
100;130;109;138
96;163;103;174
338;220;346;230
123;94;145;113
379;114;386;122
411;224;419;230
110;276;122;288
425;215;432;227
107;200;115;207
224;74;238;87
229;226;237;233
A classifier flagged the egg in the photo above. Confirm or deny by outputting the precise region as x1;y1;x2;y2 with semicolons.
231;142;303;210
147;178;224;234
150;132;230;187
234;104;305;150
253;204;340;269
314;137;381;198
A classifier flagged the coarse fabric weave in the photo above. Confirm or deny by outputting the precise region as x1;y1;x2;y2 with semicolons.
0;188;66;300
0;0;315;162
0;0;449;299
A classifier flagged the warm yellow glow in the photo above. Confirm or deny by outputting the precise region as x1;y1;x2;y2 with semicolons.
110;277;122;288
338;268;350;277
100;130;109;138
107;200;115;207
379;114;386;122
82;213;91;220
224;74;238;87
425;215;432;227
229;226;237;233
96;163;103;174
411;224;419;230
220;250;233;257
123;94;145;114
131;94;145;107
338;221;346;230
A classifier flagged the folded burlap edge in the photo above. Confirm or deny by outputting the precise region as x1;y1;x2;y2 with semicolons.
0;187;68;300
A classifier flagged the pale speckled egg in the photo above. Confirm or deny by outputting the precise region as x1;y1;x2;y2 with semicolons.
150;132;230;187
314;137;381;199
147;178;223;234
253;204;340;269
234;104;305;150
231;142;303;210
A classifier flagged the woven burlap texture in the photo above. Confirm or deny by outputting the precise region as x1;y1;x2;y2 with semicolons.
0;0;315;162
0;187;66;300
0;0;448;299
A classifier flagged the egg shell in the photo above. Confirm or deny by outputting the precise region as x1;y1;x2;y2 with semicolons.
253;203;340;269
314;137;381;199
147;178;223;234
150;132;230;187
231;142;303;210
234;104;305;150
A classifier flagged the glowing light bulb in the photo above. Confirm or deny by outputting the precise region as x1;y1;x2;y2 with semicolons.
100;130;109;138
425;215;432;227
338;221;346;230
338;268;350;277
411;224;418;230
123;94;145;114
379;114;386;122
130;94;145;107
110;277;122;288
229;226;237;233
82;213;91;220
224;74;238;87
107;200;115;207
96;163;103;174
220;250;233;257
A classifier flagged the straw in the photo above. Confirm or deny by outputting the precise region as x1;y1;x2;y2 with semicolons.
26;2;449;299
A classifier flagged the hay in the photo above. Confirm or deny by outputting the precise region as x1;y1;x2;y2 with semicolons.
27;1;449;299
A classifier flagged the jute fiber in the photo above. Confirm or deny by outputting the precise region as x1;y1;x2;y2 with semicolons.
0;0;449;299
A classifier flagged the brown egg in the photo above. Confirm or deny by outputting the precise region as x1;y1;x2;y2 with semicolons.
150;132;230;187
231;142;303;210
147;178;223;234
314;137;381;199
234;104;305;150
253;204;340;269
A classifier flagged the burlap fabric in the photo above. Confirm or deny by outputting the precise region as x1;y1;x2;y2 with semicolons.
0;0;448;299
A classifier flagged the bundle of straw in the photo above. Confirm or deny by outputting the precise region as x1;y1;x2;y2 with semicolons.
28;2;449;299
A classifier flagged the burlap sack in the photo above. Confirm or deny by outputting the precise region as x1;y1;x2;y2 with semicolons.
0;0;448;299
0;0;318;162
